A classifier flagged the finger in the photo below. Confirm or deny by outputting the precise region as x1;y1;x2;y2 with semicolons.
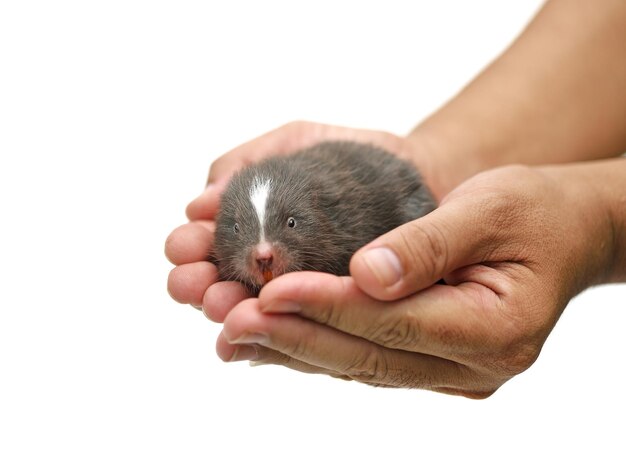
167;261;219;307
192;121;405;219
164;221;214;265
222;298;480;392
215;332;350;379
186;181;227;221
205;120;405;185
206;122;311;185
349;201;495;301
206;121;345;185
202;281;252;323
215;332;260;361
258;272;506;362
187;122;324;221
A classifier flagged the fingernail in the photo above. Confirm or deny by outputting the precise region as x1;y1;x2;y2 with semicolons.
231;332;269;345
228;344;259;362
262;300;301;313
360;247;403;287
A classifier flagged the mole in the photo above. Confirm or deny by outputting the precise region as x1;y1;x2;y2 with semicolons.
212;141;436;293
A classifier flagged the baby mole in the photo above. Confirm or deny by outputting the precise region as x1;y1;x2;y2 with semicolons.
212;141;437;294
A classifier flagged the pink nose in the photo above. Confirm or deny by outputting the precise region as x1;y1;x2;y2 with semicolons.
253;243;274;269
256;255;273;267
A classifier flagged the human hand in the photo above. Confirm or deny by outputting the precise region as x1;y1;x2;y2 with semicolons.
165;121;438;311
216;163;617;398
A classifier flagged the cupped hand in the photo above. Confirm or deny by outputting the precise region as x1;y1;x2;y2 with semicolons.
217;164;615;398
165;121;434;312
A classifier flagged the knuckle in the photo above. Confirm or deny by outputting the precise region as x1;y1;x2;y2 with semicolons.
282;322;322;362
479;333;541;378
496;341;541;376
366;310;421;350
254;346;287;365
309;277;351;328
400;221;450;283
315;301;342;328
487;307;545;376
343;347;388;384
207;157;227;182
280;120;314;139
288;333;312;361
283;120;307;131
453;305;544;381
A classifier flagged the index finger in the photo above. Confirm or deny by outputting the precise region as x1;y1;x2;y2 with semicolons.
187;122;318;221
185;180;227;221
206;121;322;185
258;272;508;362
190;120;406;220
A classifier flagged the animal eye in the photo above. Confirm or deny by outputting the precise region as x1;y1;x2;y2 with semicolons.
287;217;296;228
233;223;240;234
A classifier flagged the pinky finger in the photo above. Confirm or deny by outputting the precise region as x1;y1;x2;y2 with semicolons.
215;332;350;380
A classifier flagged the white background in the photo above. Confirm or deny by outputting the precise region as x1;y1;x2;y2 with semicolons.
1;1;625;463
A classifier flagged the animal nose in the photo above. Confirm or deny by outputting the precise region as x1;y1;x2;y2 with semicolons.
253;243;274;269
255;251;274;283
256;255;273;268
253;243;276;283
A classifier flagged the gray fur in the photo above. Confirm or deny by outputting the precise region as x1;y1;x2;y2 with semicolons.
212;141;436;293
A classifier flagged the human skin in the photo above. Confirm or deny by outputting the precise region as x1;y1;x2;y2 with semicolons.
412;0;626;196
213;159;626;397
165;0;626;396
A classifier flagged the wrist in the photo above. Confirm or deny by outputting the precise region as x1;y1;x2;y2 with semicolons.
539;158;626;288
405;114;511;198
590;158;626;283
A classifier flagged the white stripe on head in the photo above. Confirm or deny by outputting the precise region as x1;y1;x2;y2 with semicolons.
250;176;271;242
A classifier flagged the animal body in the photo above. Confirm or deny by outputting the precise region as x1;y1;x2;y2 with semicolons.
212;141;436;293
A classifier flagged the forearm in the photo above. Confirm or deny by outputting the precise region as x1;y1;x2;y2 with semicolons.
409;0;626;195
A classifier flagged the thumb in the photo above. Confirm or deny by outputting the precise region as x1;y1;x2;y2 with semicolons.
349;203;488;301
